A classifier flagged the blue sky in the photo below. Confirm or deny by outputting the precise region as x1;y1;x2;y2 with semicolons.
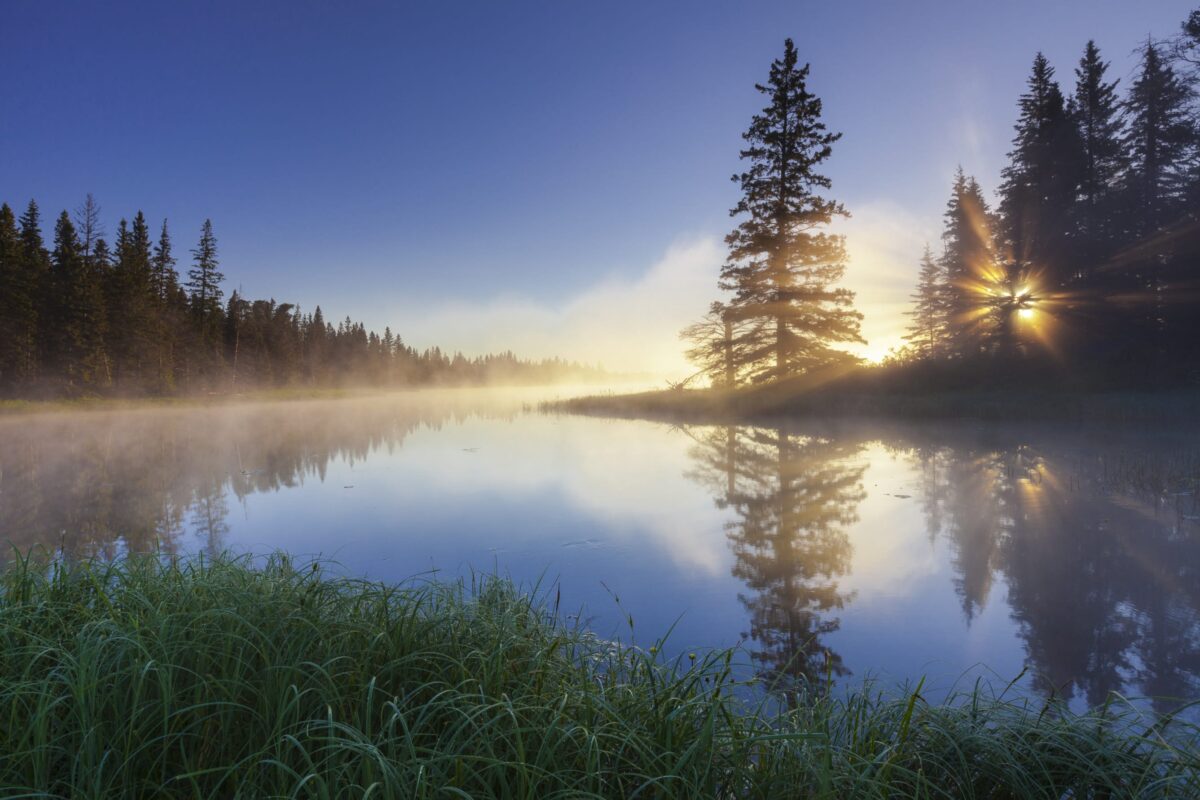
1;0;1192;372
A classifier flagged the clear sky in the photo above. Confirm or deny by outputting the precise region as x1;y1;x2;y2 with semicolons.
1;0;1192;375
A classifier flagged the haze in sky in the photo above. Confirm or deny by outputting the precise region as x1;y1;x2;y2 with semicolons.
2;0;1192;375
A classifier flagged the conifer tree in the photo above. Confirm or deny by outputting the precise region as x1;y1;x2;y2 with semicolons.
187;219;224;318
940;170;993;352
1070;41;1125;267
1122;40;1195;238
105;212;160;390
681;301;758;387
50;211;108;390
152;220;178;301
0;203;34;390
19;201;51;383
74;193;104;262
1122;40;1199;371
186;220;226;378
904;245;947;358
998;53;1081;290
718;38;863;383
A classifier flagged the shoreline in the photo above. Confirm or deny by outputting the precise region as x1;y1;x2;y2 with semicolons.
548;384;1200;426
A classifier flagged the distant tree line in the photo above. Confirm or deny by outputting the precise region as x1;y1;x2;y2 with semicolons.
0;198;607;397
901;17;1200;385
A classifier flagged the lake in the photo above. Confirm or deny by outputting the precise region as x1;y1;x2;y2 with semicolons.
2;388;1198;712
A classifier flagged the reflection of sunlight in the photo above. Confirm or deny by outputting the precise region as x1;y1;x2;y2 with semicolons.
394;415;730;574
841;447;940;597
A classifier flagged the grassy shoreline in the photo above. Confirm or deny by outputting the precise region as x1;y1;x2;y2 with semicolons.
0;554;1195;798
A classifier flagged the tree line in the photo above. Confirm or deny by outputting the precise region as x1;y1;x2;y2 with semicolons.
903;19;1200;384
687;11;1200;391
0;199;606;397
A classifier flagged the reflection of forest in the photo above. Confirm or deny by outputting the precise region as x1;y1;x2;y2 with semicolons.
0;397;513;561
683;420;1200;708
684;426;867;696
912;432;1200;711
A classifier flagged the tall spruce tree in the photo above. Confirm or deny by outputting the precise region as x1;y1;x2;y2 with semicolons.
998;53;1081;291
718;38;862;384
940;169;994;353
19;201;51;384
0;203;35;391
1123;39;1199;375
904;245;947;358
1122;40;1195;238
151;219;178;301
50;211;108;390
106;212;159;390
187;219;224;318
74;194;104;262
187;219;226;375
1070;41;1125;268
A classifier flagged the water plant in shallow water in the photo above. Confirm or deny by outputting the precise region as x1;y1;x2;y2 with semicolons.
0;551;1195;798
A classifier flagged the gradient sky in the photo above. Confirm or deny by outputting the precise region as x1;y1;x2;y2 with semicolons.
1;0;1192;375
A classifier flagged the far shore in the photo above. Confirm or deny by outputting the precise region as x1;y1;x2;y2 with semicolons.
548;371;1200;426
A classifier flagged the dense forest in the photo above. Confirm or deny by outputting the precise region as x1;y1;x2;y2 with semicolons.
687;11;1200;390
0;201;608;398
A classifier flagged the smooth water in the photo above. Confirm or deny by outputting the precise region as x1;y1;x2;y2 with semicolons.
2;388;1198;711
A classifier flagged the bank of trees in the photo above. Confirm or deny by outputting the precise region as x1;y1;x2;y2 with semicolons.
688;16;1200;390
902;18;1200;384
0;201;605;397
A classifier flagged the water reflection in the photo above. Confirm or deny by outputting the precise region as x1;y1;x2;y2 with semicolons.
0;394;517;560
685;426;865;696
1;396;1198;709
901;432;1200;711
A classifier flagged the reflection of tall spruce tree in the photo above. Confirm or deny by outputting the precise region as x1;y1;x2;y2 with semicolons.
690;39;863;386
685;425;865;697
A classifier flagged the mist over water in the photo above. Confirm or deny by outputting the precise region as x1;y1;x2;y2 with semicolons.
2;388;1198;712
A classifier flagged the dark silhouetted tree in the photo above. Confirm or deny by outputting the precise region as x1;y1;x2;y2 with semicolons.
0;203;39;391
940;169;995;353
904;245;947;358
50;211;108;390
718;38;863;384
1069;41;1125;271
998;54;1081;291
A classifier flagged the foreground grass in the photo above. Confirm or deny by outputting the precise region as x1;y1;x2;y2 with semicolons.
0;554;1196;798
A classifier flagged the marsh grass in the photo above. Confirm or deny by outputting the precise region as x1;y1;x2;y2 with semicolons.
0;552;1195;798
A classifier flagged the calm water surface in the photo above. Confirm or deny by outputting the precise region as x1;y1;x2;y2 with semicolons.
2;388;1198;711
